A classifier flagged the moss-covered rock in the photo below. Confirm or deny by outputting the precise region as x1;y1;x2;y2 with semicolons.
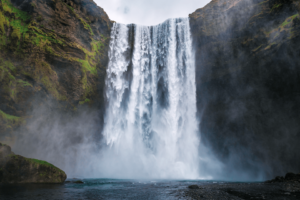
0;0;112;142
0;143;66;183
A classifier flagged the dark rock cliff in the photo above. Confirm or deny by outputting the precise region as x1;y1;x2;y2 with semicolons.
0;0;112;143
190;0;300;179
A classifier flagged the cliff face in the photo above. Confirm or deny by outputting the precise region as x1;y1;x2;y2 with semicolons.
0;0;112;143
190;0;300;179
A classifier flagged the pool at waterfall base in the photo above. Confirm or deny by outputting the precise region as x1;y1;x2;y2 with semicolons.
1;179;300;200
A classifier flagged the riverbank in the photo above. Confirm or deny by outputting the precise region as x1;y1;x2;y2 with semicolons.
182;181;300;200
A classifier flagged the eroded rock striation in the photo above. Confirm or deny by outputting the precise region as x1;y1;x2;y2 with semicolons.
0;143;66;183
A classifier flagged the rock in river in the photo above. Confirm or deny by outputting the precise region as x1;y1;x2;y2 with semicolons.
188;185;200;189
0;143;66;184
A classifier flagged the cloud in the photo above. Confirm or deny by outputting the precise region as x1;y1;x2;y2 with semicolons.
94;0;211;25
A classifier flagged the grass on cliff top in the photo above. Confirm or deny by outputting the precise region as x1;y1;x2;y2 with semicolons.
7;155;63;172
26;158;64;173
26;158;56;168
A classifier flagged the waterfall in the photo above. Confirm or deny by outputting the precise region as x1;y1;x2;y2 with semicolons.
100;18;200;179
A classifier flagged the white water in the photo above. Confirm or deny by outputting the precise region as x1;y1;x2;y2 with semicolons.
99;18;200;179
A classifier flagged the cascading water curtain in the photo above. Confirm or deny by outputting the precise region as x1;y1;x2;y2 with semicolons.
100;18;200;179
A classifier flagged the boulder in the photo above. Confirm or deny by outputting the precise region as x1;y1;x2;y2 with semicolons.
73;180;84;184
188;185;200;189
0;143;67;184
266;172;300;183
285;172;300;181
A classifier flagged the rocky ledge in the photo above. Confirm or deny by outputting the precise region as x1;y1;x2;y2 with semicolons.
0;143;66;184
266;172;300;183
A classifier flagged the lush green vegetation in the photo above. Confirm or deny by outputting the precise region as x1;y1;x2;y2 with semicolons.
0;109;23;132
0;59;33;100
79;98;90;105
26;158;56;168
0;0;109;106
0;109;20;122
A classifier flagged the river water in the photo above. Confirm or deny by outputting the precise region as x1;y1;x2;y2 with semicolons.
0;179;213;200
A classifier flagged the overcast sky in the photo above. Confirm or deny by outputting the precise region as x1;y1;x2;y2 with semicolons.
94;0;211;26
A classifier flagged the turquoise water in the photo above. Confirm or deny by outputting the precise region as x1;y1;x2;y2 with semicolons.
0;179;209;200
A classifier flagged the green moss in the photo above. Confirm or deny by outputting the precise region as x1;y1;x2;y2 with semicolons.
25;158;61;171
26;23;66;49
30;2;36;8
9;18;29;38
281;14;299;28
0;60;16;81
0;0;30;50
41;76;59;97
0;110;20;122
0;0;67;51
65;3;94;36
271;3;283;11
39;172;47;177
0;34;7;45
0;110;25;131
265;42;277;50
79;98;90;105
34;61;60;99
5;61;15;71
79;17;94;35
8;73;15;80
91;40;105;53
0;0;109;103
1;0;31;21
78;59;97;75
7;154;18;159
17;79;32;87
0;10;8;33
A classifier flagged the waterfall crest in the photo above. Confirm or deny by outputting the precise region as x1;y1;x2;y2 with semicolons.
101;18;200;179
